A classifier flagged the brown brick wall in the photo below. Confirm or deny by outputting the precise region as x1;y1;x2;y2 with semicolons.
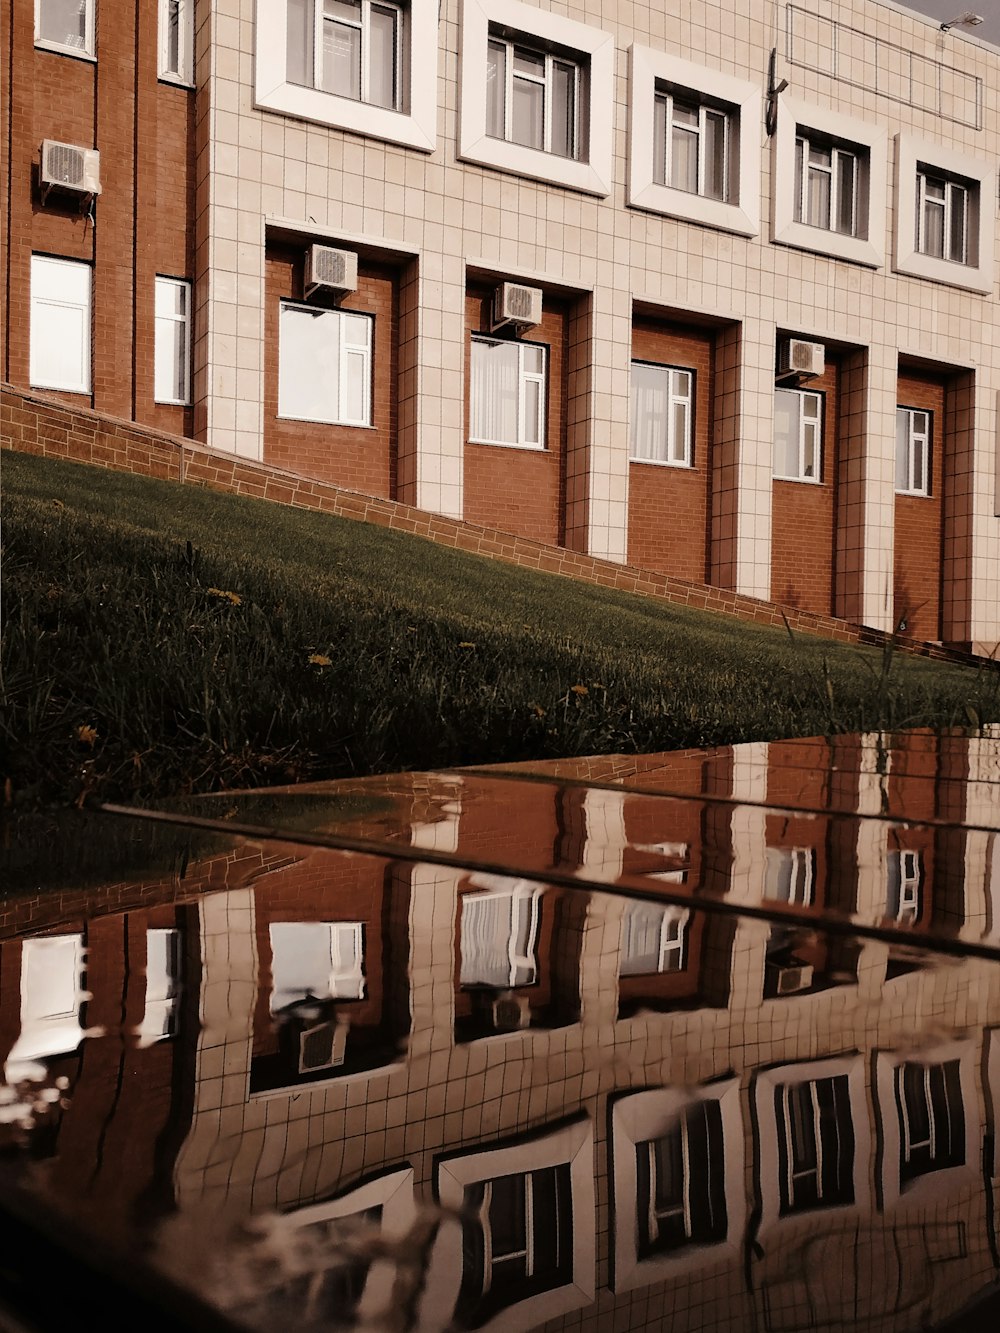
3;382;987;666
3;6;196;431
627;318;714;581
895;370;946;642
263;243;398;497
770;358;839;615
463;285;569;546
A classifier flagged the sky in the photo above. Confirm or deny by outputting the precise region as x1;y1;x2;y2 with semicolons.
897;0;1000;46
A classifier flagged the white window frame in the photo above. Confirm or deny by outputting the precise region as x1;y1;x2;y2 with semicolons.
35;0;96;58
795;132;859;237
278;302;373;428
138;927;181;1047
917;170;969;265
5;935;87;1078
487;35;581;160
30;254;92;395
255;0;438;153
629;362;693;468
423;1119;595;1332
654;93;729;201
154;276;192;406
469;334;547;451
287;0;404;111
628;47;759;236
773;387;823;484
459;877;542;988
764;847;814;905
619;901;689;976
772;96;886;268
610;1081;744;1291
158;0;195;85
874;1042;978;1208
893;134;994;294
886;849;922;923
459;0;613;197
268;920;366;1013
895;407;931;497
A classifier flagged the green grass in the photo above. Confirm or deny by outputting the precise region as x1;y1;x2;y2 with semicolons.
3;449;998;808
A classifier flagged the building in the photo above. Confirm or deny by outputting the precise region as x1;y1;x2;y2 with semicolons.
2;0;1000;652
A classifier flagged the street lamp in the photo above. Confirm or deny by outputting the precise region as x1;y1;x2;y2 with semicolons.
939;11;984;31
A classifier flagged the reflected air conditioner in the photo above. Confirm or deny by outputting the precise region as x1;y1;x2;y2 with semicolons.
778;338;824;379
491;994;531;1032
298;1018;348;1073
770;963;814;995
305;245;358;300
491;282;543;332
40;141;101;198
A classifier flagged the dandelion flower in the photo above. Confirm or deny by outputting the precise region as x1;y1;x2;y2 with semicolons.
75;724;98;747
570;684;589;696
308;653;332;667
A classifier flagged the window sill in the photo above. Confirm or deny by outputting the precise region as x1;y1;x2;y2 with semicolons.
773;473;823;486
895;488;932;499
468;437;546;452
155;397;192;407
30;378;89;395
157;72;195;90
892;249;993;294
629;456;695;470
34;40;96;62
771;219;883;269
277;413;375;429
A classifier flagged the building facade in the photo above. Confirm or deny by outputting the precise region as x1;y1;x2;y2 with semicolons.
3;0;1000;651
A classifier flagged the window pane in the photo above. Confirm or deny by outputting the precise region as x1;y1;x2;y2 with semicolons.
949;184;967;262
653;95;667;186
471;338;519;444
704;110;727;201
286;0;313;84
323;18;361;99
523;378;542;446
630;362;670;461
773;390;799;478
343;349;367;422
550;61;575;159
512;48;544;78
671;398;689;462
166;0;181;73
155;278;187;319
807;162;831;229
512;74;544;150
895;408;910;491
671;125;698;194
326;0;360;17
31;257;91;393
38;0;88;48
923;193;945;258
342;311;370;348
802;420;818;478
155;315;185;401
835;152;855;235
369;5;397;109
279;305;341;422
521;344;544;375
486;40;506;139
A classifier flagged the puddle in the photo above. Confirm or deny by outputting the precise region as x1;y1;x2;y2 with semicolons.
3;730;1000;1330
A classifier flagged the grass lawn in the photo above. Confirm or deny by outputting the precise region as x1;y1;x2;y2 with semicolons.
3;449;998;808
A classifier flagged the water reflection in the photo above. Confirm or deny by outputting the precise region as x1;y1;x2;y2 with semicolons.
3;730;1000;1329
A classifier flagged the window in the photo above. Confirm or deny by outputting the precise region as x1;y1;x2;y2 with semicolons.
764;847;814;905
35;0;94;55
895;1060;965;1185
892;135;993;294
255;0;436;152
286;0;403;111
629;363;693;466
30;255;91;394
138;928;181;1047
654;92;729;201
278;303;373;426
458;0;613;196
795;132;860;236
159;0;194;83
469;335;546;449
460;882;541;987
636;1099;727;1257
917;169;969;264
486;34;581;159
896;407;931;496
154;277;192;406
886;849;921;922
776;1075;855;1214
5;935;86;1075
620;902;689;976
772;98;886;267
773;388;822;483
269;921;366;1012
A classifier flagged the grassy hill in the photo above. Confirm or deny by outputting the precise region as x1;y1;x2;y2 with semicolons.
3;449;998;808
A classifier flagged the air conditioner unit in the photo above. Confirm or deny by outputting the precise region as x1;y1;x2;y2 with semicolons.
298;1018;348;1073
491;994;532;1032
305;245;358;300
40;140;101;197
778;338;824;379
770;963;814;995
491;282;543;332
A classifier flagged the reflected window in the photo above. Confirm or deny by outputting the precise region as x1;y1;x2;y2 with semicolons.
896;1060;964;1184
886;849;922;922
269;921;366;1012
636;1098;726;1257
458;1166;573;1326
776;1075;854;1214
620;902;689;976
7;935;86;1068
137;928;181;1047
460;884;541;988
764;847;814;905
